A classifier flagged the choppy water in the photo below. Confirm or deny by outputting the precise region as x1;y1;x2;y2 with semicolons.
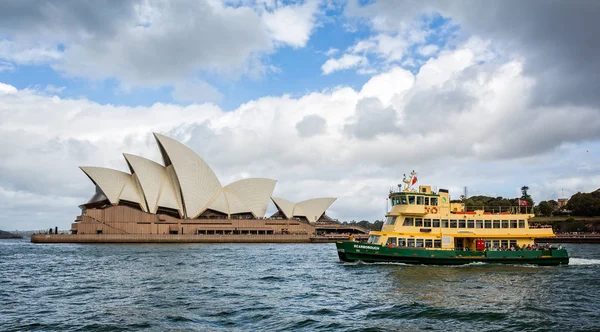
1;240;600;331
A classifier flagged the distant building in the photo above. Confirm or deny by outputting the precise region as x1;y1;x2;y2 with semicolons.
557;198;568;208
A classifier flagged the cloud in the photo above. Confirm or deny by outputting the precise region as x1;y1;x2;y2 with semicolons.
348;0;600;108
0;82;17;94
418;44;439;56
322;54;368;75
171;80;223;104
324;48;339;57
344;97;399;139
1;38;599;230
296;114;327;137
0;0;322;93
262;0;320;48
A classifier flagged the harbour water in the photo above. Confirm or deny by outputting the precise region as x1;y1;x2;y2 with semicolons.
1;239;599;331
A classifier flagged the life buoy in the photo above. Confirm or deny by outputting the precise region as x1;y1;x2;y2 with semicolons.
430;207;438;214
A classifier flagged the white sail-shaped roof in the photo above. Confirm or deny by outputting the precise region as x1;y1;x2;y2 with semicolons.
119;175;147;212
294;197;337;223
154;133;222;218
225;191;250;214
271;197;295;219
156;166;184;216
224;178;276;218
123;154;169;213
80;167;130;205
207;189;229;214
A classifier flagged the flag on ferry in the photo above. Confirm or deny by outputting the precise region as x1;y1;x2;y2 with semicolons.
411;176;417;185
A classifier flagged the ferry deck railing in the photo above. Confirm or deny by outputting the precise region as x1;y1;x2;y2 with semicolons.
457;205;534;215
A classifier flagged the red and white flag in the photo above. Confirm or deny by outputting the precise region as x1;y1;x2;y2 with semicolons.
411;176;418;185
519;199;530;206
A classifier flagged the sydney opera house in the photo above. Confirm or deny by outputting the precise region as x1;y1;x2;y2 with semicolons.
61;133;346;241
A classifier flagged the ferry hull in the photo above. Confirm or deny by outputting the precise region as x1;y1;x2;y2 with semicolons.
336;241;569;266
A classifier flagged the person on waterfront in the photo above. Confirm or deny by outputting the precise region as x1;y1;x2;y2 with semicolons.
348;234;355;242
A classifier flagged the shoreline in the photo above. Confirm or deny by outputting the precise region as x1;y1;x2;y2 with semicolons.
536;235;600;244
30;233;367;244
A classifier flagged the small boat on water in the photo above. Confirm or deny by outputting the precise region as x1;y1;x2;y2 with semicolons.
336;172;569;266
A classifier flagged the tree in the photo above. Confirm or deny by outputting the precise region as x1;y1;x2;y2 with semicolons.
521;186;530;199
537;201;553;217
567;190;600;216
521;186;534;206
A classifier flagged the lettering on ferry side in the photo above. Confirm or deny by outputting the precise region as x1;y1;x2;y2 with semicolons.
354;244;379;250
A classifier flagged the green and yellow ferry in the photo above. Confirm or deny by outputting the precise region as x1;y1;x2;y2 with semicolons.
336;173;569;266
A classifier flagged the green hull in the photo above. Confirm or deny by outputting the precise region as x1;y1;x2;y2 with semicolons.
336;241;569;266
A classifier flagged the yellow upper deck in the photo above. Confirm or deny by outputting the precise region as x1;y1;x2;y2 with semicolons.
379;185;555;240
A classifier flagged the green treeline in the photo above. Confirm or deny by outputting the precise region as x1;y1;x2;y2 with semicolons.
538;189;600;217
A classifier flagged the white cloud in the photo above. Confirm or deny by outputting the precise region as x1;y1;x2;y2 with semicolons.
321;12;443;74
0;61;14;72
262;0;320;48
0;40;62;64
0;0;322;96
1;39;600;230
44;85;66;94
322;54;368;75
324;48;339;56
171;80;223;104
0;82;17;94
418;44;439;56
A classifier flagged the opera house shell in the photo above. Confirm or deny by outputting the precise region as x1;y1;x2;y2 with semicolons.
69;133;338;239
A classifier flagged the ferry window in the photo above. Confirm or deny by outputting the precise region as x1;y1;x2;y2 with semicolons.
485;240;491;248
424;219;432;227
459;220;466;228
392;197;399;206
425;239;433;248
424;197;430;205
518;220;525;228
510;220;517;228
386;216;396;225
416;239;424;247
408;196;416;204
502;220;509;228
493;220;501;229
434;239;442;248
386;237;397;246
403;217;414;226
415;218;423;227
492;240;500;247
367;235;380;244
467;220;474;228
398;238;407;246
431;197;438;206
442;219;449;227
407;239;415;247
400;196;408;205
450;220;457;228
485;220;492;229
433;219;440;227
476;220;483;228
501;240;508;248
509;240;517;248
417;196;424;205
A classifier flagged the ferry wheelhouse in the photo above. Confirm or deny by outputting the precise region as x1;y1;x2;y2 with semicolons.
336;173;569;266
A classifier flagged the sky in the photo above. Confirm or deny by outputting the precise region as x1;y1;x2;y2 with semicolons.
1;0;600;231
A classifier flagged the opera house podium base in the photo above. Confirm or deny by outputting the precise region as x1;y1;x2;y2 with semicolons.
30;233;314;243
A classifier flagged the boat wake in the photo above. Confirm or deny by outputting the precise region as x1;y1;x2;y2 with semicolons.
569;258;600;266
